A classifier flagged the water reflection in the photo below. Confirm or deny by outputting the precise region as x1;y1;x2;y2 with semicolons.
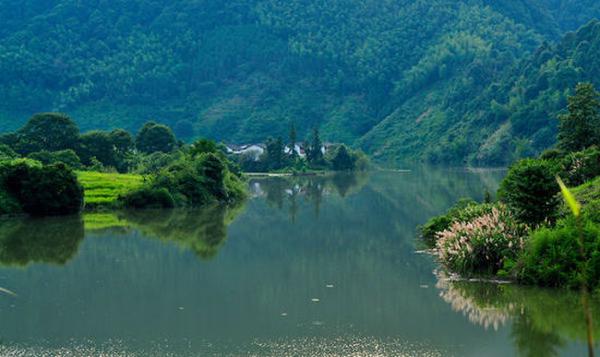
436;272;600;356
0;216;84;267
249;172;368;220
85;204;246;260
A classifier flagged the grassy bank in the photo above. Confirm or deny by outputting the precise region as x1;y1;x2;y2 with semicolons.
77;171;144;209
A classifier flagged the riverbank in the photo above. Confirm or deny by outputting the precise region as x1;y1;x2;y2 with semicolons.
421;152;600;289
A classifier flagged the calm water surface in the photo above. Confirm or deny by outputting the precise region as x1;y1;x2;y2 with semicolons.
0;168;597;356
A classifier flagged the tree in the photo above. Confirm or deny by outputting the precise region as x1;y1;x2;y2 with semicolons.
306;127;323;164
78;131;114;166
109;129;134;156
264;137;285;170
16;113;79;154
289;122;297;157
558;83;600;152
331;144;356;171
198;153;227;200
135;121;177;154
498;159;560;226
189;139;219;157
78;129;133;172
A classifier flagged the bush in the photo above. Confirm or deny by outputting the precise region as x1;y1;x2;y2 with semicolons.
0;144;17;161
121;187;175;209
0;159;83;216
498;158;560;226
516;218;600;288
559;146;600;186
436;204;528;275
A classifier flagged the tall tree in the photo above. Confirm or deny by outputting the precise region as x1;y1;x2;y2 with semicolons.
265;137;285;170
289;122;297;157
306;127;323;164
558;82;600;152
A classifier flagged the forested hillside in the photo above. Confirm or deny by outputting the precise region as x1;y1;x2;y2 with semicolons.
1;0;600;165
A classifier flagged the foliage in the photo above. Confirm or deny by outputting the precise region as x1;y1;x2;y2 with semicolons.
77;171;144;209
10;113;79;155
78;129;134;172
135;121;177;154
498;158;561;226
559;146;600;186
436;204;528;275
2;3;600;163
128;152;246;209
0;159;83;216
558;82;600;152
263;137;285;171
0;144;17;161
120;187;175;209
306;127;324;165
28;149;81;169
516;217;600;288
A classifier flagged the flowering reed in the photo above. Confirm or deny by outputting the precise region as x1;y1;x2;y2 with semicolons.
436;204;528;274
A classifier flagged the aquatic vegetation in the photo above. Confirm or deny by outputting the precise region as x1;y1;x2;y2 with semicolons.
436;204;528;275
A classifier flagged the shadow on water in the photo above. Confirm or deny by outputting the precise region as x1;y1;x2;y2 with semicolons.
84;203;247;260
0;216;84;267
435;272;600;356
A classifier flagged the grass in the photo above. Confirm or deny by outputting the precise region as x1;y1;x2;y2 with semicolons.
77;171;144;209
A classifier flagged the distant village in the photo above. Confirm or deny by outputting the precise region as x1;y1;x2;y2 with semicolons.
225;142;334;161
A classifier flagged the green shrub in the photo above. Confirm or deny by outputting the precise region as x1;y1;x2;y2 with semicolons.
436;204;528;275
0;144;17;161
498;158;560;226
516;218;600;289
0;159;83;216
121;187;175;209
559;146;600;186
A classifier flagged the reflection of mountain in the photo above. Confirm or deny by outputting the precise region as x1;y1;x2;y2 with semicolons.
85;203;246;260
435;272;600;356
0;216;84;267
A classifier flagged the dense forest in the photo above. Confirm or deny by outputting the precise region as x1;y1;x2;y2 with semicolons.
2;0;600;165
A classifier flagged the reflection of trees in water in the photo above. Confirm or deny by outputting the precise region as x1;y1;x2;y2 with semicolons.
86;203;245;260
250;172;368;221
0;216;84;267
435;271;599;356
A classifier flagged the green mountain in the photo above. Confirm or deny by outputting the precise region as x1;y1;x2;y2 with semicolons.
1;0;600;165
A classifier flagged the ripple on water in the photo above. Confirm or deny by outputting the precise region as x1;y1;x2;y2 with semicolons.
0;336;450;357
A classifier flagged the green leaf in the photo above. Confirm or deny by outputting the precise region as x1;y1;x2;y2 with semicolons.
556;175;581;217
